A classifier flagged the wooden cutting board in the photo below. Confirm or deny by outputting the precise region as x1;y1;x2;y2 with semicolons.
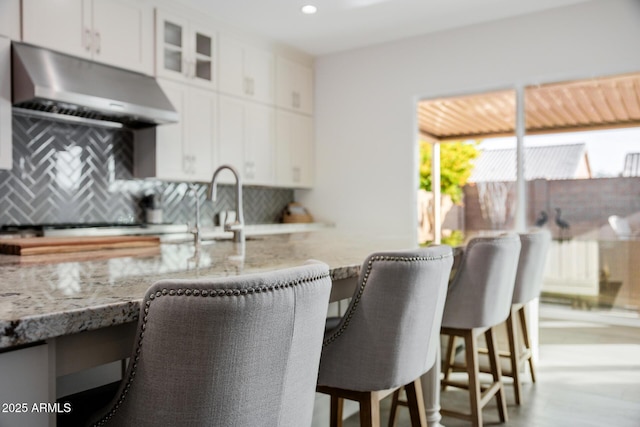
0;235;161;256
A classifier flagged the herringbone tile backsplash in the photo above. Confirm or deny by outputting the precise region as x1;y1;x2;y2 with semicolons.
0;115;293;226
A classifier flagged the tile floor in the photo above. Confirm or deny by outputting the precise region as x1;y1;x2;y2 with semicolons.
342;304;640;427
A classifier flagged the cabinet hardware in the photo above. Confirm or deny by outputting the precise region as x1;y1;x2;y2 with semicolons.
94;31;101;55
84;28;92;51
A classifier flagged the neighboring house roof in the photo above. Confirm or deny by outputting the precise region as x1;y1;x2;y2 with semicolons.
469;143;590;182
623;153;640;177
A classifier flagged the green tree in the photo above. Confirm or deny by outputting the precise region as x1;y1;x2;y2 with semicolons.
419;140;479;204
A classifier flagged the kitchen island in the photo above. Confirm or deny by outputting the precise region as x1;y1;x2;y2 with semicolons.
0;230;445;426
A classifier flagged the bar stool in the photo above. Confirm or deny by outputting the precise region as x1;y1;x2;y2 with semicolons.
440;234;521;427
503;228;552;404
72;263;332;427
316;246;454;427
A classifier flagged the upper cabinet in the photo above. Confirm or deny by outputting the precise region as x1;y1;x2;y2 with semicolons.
219;35;274;105
155;9;216;89
135;78;216;182
275;110;313;188
0;0;20;40
218;95;276;186
276;56;314;115
22;0;153;75
0;37;12;170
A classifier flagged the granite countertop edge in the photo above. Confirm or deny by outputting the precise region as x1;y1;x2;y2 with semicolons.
0;229;414;350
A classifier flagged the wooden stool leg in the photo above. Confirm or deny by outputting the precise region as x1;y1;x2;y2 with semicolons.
485;327;508;423
330;395;344;427
388;389;401;427
464;331;482;427
506;308;522;404
359;392;380;427
442;334;457;390
519;305;536;383
404;378;428;427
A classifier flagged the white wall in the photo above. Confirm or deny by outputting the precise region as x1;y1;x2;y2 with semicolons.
298;0;640;244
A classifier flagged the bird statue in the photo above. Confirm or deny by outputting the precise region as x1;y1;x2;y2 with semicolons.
535;210;548;227
555;208;570;240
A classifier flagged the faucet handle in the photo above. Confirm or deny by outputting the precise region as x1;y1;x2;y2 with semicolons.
225;221;243;232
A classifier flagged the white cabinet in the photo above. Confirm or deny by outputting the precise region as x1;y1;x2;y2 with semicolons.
22;0;153;74
0;345;50;427
0;0;20;39
276;110;314;188
219;35;274;105
0;36;11;170
136;79;216;182
155;9;216;89
218;95;276;186
276;56;314;115
275;56;315;187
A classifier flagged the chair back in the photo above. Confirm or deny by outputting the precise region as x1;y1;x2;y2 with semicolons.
512;229;552;305
91;263;332;427
317;245;453;392
441;234;521;330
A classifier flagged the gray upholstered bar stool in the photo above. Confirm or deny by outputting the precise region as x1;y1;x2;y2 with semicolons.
85;263;331;427
440;234;521;427
316;246;454;427
502;228;552;404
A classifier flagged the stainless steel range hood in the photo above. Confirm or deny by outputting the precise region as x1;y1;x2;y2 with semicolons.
11;42;178;129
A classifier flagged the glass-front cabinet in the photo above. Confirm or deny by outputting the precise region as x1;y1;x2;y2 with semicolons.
156;9;216;89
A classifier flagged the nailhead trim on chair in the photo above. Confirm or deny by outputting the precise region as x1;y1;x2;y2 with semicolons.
322;253;452;347
92;271;330;426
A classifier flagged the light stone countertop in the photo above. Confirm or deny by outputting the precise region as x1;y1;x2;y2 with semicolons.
0;230;414;349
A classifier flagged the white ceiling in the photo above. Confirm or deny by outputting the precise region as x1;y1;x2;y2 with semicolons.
177;0;593;56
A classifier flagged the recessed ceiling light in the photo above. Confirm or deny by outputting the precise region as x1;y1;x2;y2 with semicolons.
301;5;317;14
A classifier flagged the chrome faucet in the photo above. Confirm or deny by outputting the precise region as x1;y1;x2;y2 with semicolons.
186;184;201;248
207;164;244;244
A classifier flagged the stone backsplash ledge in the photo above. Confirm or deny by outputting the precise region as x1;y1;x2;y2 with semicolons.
0;115;293;227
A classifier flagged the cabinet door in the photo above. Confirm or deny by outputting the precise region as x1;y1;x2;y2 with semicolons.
155;80;188;181
290;113;314;187
184;88;216;182
91;0;153;74
245;46;275;105
245;103;275;185
155;10;189;82
188;22;216;89
0;37;11;170
22;0;90;59
217;96;246;184
0;345;51;427
276;111;313;188
218;96;275;186
218;35;245;97
276;57;314;115
0;0;21;39
156;10;216;89
293;62;314;114
219;35;274;104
